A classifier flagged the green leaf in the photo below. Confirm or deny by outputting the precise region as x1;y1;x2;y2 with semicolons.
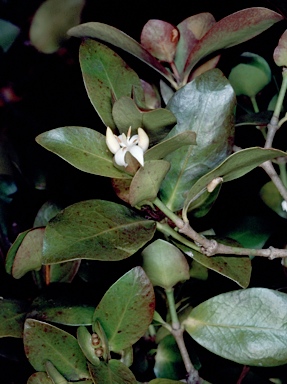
260;181;287;219
149;379;184;384
79;39;145;128
129;160;170;207
220;215;273;249
36;127;128;179
0;19;20;52
228;52;271;97
145;131;196;161
154;334;186;379
0;175;17;203
274;29;287;67
30;295;94;326
68;22;174;83
183;7;283;82
33;201;63;227
27;372;54;384
23;319;90;380
93;266;155;351
11;227;44;279
112;96;177;145
184;288;287;366
49;261;81;283
182;147;287;219
142;239;190;290
0;299;29;338
160;69;235;212
44;361;69;384
42;200;156;264
77;326;101;366
88;360;137;384
5;229;37;275
29;0;85;53
176;241;251;288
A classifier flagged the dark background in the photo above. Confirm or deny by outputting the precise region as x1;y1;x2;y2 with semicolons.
1;1;287;383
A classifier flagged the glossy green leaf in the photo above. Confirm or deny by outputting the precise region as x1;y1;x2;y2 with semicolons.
142;239;190;290
260;181;287;219
23;319;90;380
228;53;271;97
0;299;28;338
5;229;30;274
27;372;53;384
0;19;20;52
129;160;170;207
184;288;287;366
30;295;94;326
93;266;155;351
29;0;85;53
112;96;177;145
36;127;128;179
154;334;186;380
42;200;156;264
160;69;235;212
182;147;287;219
145;131;196;161
183;7;283;82
175;13;216;74
79;39;145;128
274;29;287;67
11;227;44;279
88;360;137;384
176;241;251;288
68;22;174;83
140;20;179;63
77;326;101;365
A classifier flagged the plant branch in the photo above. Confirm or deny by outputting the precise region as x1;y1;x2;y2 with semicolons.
166;289;201;384
260;160;287;202
154;197;287;259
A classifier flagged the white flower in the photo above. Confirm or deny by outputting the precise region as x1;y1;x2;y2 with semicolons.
282;200;287;212
106;126;149;167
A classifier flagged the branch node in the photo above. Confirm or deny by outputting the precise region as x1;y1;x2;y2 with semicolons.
268;246;276;260
201;239;218;256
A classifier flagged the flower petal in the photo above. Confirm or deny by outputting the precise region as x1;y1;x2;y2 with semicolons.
114;148;128;167
106;127;120;154
129;145;144;166
138;128;149;152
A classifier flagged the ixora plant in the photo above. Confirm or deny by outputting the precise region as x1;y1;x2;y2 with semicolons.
4;5;287;384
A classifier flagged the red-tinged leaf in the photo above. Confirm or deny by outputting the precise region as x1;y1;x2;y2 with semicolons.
42;200;156;264
183;7;283;83
12;227;44;279
274;29;287;67
140;20;179;63
93;266;155;352
175;13;216;74
68;22;174;84
24;319;90;380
